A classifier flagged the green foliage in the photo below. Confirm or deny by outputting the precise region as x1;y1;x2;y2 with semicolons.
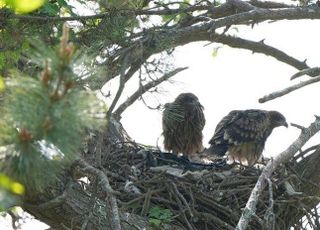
0;173;24;211
0;24;105;191
41;0;76;16
1;0;45;13
148;206;173;228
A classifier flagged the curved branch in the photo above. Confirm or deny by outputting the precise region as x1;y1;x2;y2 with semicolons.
236;116;320;230
215;34;309;70
113;67;188;120
291;67;320;80
259;75;320;103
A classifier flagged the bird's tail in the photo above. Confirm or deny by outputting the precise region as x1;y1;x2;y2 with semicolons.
203;144;227;157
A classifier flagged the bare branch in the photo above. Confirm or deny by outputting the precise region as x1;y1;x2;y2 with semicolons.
107;55;129;120
215;34;309;70
236;116;320;230
259;75;320;103
291;123;306;131
210;7;320;31
290;67;320;80
113;67;188;119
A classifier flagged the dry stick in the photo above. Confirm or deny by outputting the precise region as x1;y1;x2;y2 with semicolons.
236;116;320;230
76;159;122;230
264;178;275;230
107;55;129;120
215;34;309;71
113;67;188;119
290;67;320;80
259;75;320;103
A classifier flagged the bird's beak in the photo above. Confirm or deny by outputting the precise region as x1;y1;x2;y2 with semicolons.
283;122;288;128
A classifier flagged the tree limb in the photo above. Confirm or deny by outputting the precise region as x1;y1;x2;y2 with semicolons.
113;67;188;120
236;116;320;230
259;75;320;103
214;34;309;71
107;55;129;120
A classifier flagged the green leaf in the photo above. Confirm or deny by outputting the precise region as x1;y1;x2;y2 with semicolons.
212;46;222;58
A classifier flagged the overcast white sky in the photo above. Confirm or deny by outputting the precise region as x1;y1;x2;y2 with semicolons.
119;19;320;158
2;1;320;230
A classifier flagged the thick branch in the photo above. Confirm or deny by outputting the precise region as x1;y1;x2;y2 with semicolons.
113;67;188;119
259;75;320;103
236;117;320;230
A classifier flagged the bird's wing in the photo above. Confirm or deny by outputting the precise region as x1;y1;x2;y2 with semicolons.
210;110;271;145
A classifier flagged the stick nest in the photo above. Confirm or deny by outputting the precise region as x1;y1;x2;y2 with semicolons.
82;139;320;230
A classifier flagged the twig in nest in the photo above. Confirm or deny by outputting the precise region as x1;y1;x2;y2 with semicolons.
75;159;122;230
236;116;320;230
169;183;195;230
259;75;320;103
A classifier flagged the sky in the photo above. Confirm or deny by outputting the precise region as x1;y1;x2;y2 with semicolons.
2;1;320;229
119;19;320;158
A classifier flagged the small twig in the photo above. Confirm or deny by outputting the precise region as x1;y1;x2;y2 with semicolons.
259;75;320;103
7;210;19;230
113;67;188;119
141;189;152;216
236;116;320;230
169;183;195;230
290;123;306;131
291;67;320;80
171;182;193;218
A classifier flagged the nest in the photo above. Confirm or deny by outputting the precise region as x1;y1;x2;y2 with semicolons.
82;138;320;230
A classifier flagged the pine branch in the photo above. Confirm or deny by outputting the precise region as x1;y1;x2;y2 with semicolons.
236;116;320;230
113;67;188;120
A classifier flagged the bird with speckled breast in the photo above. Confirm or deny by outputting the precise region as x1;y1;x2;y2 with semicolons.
205;109;288;166
162;93;205;159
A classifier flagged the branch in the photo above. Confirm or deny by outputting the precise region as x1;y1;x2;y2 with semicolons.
210;7;320;31
290;67;320;80
236;116;320;230
259;75;320;103
107;55;129;120
215;34;309;71
113;67;188;119
76;159;122;230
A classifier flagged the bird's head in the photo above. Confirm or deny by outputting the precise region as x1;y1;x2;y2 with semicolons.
269;111;288;128
175;93;200;105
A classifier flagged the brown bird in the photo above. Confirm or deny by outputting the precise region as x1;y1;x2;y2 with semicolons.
162;93;205;157
206;110;288;166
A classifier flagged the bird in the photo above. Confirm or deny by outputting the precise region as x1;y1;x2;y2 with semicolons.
162;93;205;158
205;109;288;166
